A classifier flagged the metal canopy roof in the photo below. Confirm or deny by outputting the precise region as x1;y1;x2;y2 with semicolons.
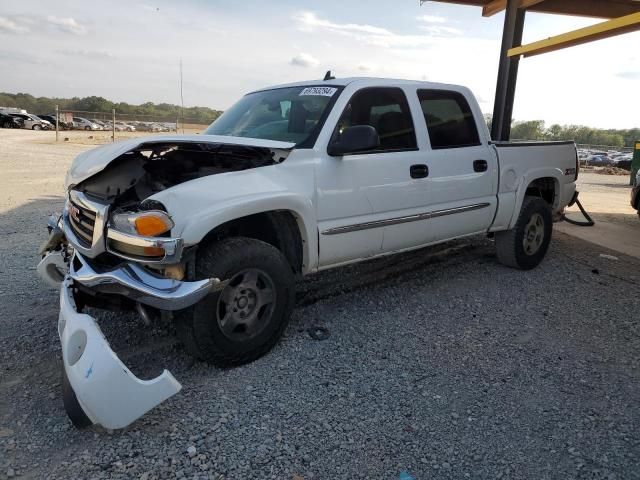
429;0;640;18
422;0;640;141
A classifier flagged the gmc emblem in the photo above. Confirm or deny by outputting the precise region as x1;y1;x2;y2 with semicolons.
70;205;81;222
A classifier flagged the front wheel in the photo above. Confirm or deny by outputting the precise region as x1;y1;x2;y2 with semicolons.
176;237;295;367
32;124;41;131
495;196;553;270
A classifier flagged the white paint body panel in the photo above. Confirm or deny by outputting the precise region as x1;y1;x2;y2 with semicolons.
489;143;577;231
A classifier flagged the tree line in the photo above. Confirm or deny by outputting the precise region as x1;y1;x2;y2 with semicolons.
486;117;639;148
0;92;223;125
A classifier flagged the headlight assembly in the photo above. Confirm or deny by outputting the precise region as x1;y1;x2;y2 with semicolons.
110;211;174;237
107;210;183;263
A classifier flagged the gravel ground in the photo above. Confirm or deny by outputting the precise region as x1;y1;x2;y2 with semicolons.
1;130;639;479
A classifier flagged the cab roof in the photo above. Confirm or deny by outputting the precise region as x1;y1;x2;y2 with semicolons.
252;77;468;94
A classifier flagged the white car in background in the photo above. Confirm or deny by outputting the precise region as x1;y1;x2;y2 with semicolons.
9;113;50;130
90;119;110;130
115;121;136;132
73;117;101;131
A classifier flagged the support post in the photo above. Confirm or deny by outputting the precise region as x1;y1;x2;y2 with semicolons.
55;105;59;142
112;109;116;142
491;0;526;141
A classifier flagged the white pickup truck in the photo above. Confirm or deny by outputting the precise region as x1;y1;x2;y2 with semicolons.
38;77;579;429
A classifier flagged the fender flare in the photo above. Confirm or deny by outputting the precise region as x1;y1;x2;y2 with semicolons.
508;168;562;229
175;193;318;273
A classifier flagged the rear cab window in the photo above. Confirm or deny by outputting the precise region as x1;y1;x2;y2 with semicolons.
333;87;417;153
417;90;481;149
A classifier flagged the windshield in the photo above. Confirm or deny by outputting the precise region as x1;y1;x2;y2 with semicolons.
204;85;343;146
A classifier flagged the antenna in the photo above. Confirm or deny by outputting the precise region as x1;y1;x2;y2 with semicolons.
323;70;335;81
179;58;185;134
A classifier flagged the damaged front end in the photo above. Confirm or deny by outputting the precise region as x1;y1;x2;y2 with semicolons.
38;136;292;429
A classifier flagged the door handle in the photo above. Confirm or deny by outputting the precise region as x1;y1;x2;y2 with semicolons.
410;164;429;179
473;159;488;172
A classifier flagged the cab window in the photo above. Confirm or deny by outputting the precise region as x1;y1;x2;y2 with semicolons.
418;90;481;149
334;87;417;152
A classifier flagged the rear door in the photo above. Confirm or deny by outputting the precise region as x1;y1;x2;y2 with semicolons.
416;89;497;241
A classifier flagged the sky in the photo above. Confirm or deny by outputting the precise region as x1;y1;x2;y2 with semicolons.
0;0;638;129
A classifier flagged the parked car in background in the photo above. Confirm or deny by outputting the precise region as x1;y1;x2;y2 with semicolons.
73;117;101;131
586;155;612;166
89;119;109;130
103;120;124;131
130;121;150;131
631;170;640;220
36;115;73;130
115;121;135;132
9;113;50;130
0;112;24;128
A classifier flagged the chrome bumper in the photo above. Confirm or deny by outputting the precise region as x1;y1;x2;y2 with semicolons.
70;252;218;310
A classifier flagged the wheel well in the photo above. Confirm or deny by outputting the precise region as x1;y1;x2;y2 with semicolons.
200;211;304;274
525;177;557;207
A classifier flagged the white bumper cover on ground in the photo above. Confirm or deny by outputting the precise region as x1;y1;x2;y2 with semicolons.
58;278;182;429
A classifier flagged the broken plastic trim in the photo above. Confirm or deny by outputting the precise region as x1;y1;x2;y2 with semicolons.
59;278;182;429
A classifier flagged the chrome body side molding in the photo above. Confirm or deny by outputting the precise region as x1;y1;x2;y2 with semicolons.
321;203;491;236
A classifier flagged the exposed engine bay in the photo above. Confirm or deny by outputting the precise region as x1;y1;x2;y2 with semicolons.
75;141;287;209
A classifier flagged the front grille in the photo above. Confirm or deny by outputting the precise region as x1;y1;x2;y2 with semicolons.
68;200;96;247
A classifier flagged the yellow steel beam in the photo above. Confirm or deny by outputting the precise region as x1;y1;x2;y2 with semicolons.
482;0;546;17
508;11;640;57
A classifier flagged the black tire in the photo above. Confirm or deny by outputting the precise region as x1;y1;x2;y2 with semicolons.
495;196;553;270
175;237;295;367
32;124;41;131
84;126;91;131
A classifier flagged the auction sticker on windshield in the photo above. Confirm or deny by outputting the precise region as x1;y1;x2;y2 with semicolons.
299;87;338;97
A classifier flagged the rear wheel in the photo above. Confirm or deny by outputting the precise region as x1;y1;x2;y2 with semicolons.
176;237;295;367
495;196;553;270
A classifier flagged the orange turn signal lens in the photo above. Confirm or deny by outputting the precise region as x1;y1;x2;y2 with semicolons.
143;246;166;257
134;214;172;236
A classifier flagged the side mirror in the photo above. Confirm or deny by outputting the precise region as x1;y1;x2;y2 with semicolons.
328;125;380;156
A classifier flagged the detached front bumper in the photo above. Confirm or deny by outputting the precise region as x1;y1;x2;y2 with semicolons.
59;278;182;429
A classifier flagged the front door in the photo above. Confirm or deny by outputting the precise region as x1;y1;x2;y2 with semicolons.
316;86;431;267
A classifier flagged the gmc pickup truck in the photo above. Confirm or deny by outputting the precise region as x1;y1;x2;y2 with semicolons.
38;77;579;429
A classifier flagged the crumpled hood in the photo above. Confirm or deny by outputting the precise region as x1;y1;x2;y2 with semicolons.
65;134;296;188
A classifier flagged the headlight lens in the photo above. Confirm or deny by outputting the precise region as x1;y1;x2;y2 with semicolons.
110;210;174;237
